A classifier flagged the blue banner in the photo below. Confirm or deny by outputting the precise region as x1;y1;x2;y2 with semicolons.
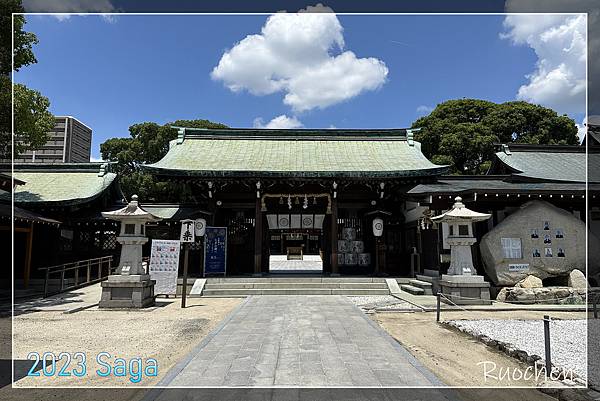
204;227;227;275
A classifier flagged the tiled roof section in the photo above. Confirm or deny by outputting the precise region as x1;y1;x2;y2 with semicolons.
494;144;598;183
408;177;591;195
143;128;447;178
0;203;61;225
0;163;117;205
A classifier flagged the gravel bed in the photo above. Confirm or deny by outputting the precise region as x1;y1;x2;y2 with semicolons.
450;319;586;380
348;295;419;310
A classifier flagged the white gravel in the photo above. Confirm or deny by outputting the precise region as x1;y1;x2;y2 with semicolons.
450;319;587;380
348;295;419;310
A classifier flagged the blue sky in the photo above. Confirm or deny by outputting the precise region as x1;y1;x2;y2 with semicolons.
16;12;586;159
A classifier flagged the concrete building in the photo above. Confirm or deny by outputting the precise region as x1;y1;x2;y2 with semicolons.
15;116;92;163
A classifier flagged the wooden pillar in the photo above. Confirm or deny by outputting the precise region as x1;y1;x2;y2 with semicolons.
330;199;339;275
23;222;34;288
254;197;263;275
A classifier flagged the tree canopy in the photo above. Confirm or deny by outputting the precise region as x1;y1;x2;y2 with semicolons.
0;0;54;160
100;119;228;201
411;99;579;174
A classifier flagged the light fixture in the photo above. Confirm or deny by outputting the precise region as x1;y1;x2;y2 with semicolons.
279;196;284;205
295;196;300;205
313;196;316;205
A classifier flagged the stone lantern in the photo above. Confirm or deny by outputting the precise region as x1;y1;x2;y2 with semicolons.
432;196;492;304
99;195;161;308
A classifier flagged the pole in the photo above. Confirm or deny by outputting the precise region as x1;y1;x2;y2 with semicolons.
594;298;598;319
181;243;189;308
374;237;381;276
436;292;441;322
543;315;552;378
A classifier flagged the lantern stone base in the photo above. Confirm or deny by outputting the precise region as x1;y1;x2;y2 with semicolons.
439;274;492;305
99;275;156;308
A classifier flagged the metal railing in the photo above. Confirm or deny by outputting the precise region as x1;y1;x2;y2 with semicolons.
38;256;115;298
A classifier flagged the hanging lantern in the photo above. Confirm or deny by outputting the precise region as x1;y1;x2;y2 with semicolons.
313;196;317;205
295;196;300;205
279;196;284;205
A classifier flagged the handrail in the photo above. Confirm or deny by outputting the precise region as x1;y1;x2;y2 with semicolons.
38;256;115;298
38;256;113;272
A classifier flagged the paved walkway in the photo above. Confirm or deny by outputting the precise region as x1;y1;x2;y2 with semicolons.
157;296;447;388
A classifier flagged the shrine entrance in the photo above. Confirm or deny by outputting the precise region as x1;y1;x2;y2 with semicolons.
263;195;328;274
268;231;324;273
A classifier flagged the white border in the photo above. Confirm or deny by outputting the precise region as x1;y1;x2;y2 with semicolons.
10;11;590;391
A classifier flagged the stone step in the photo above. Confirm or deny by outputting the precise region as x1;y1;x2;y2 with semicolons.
204;282;388;290
400;284;425;295
415;274;435;283
201;288;390;297
408;279;433;295
205;277;388;283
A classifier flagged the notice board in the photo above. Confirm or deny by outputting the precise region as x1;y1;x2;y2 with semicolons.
148;239;180;295
204;227;227;275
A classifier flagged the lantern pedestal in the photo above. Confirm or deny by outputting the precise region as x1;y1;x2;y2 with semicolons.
439;274;491;305
100;275;156;308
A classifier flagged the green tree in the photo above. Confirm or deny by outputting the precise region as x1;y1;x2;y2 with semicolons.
1;0;54;160
412;99;579;174
101;119;228;201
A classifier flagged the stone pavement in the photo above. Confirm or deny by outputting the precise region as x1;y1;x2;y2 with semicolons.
157;295;447;388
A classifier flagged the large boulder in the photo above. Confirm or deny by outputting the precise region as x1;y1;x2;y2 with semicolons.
515;275;543;288
479;200;599;286
568;269;588;288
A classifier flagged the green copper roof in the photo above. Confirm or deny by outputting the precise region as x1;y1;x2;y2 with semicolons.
143;128;447;178
408;176;590;195
495;144;597;183
0;163;117;205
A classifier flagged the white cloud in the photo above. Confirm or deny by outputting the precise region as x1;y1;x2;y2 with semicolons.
416;105;433;115
253;115;304;129
501;13;586;114
23;0;117;21
211;4;388;112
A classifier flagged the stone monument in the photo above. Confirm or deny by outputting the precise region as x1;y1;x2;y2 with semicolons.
99;195;161;308
432;196;492;305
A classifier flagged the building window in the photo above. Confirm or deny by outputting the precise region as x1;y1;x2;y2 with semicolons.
501;238;522;259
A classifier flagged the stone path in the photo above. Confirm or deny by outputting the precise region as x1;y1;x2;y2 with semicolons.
158;295;446;388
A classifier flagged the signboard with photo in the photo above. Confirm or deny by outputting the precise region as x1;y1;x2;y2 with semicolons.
148;239;180;295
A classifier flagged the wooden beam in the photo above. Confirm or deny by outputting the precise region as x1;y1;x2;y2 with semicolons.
23;222;34;288
0;226;31;232
254;196;263;275
330;198;339;275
